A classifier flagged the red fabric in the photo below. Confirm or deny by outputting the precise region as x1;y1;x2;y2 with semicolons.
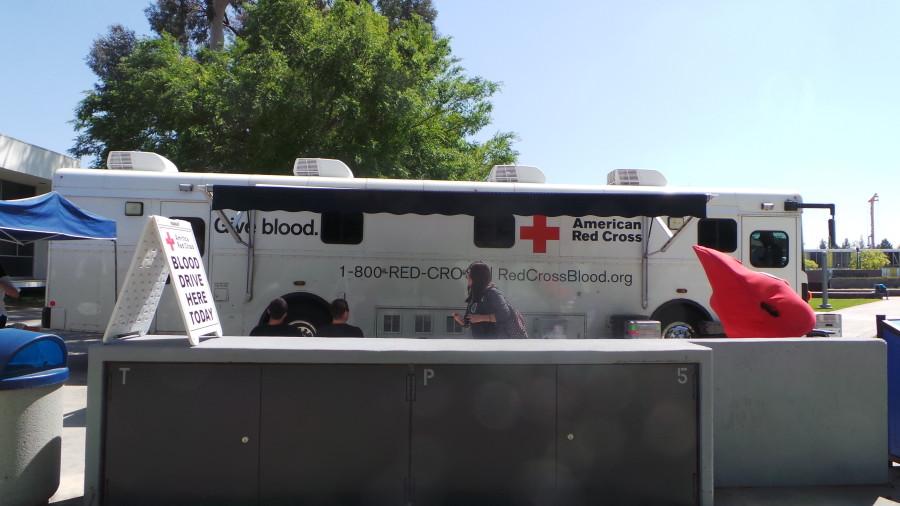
693;245;815;338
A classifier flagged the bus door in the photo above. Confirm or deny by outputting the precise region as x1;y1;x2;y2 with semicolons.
154;202;210;333
740;216;799;290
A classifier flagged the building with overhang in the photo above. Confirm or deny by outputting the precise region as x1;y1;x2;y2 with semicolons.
0;133;79;281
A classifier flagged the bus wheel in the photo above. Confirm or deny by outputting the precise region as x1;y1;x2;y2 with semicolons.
284;300;330;336
661;320;697;339
653;304;706;339
288;320;317;337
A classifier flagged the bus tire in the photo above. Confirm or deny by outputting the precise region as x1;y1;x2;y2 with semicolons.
288;320;318;337
661;319;698;339
652;302;709;339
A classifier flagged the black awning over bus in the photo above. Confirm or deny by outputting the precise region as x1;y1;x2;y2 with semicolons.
210;185;709;218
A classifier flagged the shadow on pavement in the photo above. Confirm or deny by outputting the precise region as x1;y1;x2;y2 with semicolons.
718;466;900;505
66;349;90;387
64;407;86;428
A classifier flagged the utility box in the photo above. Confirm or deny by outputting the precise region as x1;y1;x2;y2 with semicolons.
815;313;842;337
0;329;69;506
608;314;649;338
85;337;713;506
625;320;661;339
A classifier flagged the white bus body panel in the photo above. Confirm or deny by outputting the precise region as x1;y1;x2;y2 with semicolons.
46;168;807;338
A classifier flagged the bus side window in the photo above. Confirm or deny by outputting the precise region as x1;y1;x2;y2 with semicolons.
322;212;363;245
415;314;432;334
171;216;206;256
697;218;737;252
474;215;515;248
750;230;789;268
446;316;464;334
383;314;401;334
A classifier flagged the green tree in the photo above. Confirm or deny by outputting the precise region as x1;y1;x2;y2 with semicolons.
146;0;252;53
847;249;891;270
878;238;894;249
377;0;436;29
818;238;827;249
86;25;137;81
73;0;515;179
803;258;819;270
73;25;139;160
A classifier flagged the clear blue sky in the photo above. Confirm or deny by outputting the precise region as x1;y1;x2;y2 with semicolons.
2;0;897;248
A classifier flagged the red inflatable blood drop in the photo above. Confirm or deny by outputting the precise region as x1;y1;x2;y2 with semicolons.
693;245;815;338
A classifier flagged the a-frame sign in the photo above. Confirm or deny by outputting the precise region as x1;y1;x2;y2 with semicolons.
103;216;222;345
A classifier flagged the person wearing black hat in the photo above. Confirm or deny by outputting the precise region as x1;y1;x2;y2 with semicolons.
249;297;300;336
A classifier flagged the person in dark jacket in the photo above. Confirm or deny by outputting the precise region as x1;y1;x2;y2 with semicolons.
249;297;300;336
452;261;514;338
316;299;364;337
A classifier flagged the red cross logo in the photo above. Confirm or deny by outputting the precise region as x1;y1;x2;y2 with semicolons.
520;215;559;254
164;232;176;251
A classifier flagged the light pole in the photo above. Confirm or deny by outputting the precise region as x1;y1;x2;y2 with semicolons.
856;246;860;269
785;201;837;309
821;245;832;309
869;193;879;248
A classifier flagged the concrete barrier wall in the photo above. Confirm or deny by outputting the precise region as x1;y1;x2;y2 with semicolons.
692;338;887;487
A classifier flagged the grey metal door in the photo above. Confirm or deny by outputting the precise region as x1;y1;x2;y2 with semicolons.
259;364;410;505
103;363;261;506
557;364;699;506
411;365;556;506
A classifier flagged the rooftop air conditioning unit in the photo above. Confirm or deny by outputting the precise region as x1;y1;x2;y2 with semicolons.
106;151;179;172
486;165;546;184
606;169;667;186
293;158;354;178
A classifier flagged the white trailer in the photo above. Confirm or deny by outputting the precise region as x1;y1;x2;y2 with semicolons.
45;152;813;339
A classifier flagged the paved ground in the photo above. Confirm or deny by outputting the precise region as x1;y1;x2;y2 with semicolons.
828;296;900;338
5;299;900;506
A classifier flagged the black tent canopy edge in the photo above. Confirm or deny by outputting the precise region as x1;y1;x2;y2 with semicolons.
210;185;709;218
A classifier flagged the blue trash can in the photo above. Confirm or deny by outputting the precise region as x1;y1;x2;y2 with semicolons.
882;319;900;461
876;284;890;299
0;329;69;506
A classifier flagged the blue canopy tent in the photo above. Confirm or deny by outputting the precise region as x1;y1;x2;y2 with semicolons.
0;192;116;245
0;193;117;324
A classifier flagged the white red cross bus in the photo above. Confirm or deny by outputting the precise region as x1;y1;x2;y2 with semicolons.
45;151;821;339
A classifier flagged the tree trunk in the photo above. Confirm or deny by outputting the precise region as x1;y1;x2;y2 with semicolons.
209;0;230;50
